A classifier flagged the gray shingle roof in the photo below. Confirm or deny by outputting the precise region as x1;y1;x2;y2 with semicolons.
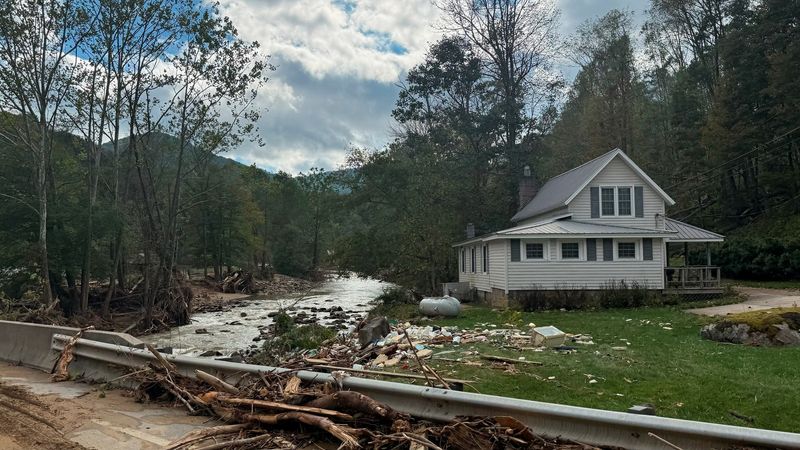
665;218;724;242
511;150;619;223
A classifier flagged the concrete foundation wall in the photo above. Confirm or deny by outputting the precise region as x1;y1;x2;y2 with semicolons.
0;320;142;372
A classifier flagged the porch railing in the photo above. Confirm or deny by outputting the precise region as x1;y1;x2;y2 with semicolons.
664;266;721;290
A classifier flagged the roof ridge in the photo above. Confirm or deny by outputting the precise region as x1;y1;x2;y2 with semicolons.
542;148;620;183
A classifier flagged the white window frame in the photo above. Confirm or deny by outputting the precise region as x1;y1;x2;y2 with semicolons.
600;186;616;217
482;244;489;273
599;185;635;217
558;239;584;261
616;186;634;217
461;249;466;273
470;247;476;273
614;238;641;261
521;239;549;261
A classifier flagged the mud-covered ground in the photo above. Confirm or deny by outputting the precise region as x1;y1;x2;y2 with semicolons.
0;382;86;449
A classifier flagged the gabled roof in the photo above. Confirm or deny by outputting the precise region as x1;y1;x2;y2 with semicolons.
453;218;676;246
665;218;724;242
511;148;676;223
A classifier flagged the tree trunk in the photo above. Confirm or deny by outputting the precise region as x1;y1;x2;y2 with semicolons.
37;154;52;305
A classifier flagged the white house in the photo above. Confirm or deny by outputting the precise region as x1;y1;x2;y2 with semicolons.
453;149;724;304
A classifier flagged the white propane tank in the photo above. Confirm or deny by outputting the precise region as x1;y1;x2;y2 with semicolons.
419;295;461;317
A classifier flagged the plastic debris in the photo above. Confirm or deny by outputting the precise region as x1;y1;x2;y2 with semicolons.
532;326;566;347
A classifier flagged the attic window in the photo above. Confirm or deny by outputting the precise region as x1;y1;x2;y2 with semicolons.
618;187;632;216
600;186;634;217
601;188;615;215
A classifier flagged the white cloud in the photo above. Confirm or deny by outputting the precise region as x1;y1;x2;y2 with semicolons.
216;0;648;174
212;0;442;174
218;0;440;83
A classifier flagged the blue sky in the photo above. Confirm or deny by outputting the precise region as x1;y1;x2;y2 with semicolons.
218;0;648;174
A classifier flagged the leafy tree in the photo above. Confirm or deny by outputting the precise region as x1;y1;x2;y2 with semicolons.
0;0;90;304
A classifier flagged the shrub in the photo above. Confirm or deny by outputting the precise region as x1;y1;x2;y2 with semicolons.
716;238;800;280
374;286;414;305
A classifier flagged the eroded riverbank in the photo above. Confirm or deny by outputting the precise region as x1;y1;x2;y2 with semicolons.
147;275;388;356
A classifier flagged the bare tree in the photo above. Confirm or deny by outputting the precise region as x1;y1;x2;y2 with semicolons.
438;0;560;193
0;0;90;305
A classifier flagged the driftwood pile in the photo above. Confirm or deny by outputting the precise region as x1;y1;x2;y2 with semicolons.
221;271;256;294
132;346;612;449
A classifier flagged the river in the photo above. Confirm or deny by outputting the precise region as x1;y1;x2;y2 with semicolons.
146;275;389;356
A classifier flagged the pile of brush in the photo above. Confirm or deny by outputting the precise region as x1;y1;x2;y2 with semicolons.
133;346;609;450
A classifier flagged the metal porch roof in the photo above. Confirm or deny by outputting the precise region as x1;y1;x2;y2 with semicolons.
453;219;676;246
664;218;725;242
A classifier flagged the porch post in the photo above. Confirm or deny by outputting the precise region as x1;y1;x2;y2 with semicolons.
684;242;689;267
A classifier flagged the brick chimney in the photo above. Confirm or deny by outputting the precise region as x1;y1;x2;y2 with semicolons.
465;223;476;239
518;165;538;211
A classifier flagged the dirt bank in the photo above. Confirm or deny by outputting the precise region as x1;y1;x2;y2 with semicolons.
191;274;316;313
0;363;213;449
0;382;86;449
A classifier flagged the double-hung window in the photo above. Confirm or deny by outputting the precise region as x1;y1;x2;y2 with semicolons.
525;242;544;260
617;241;636;259
482;245;489;273
617;187;632;216
600;186;634;217
471;247;476;273
561;242;580;259
461;249;466;273
601;187;616;216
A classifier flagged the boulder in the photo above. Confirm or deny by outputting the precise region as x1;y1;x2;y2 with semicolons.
358;316;390;348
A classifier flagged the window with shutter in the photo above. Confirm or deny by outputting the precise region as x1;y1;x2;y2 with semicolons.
471;247;476;273
618;187;632;216
525;243;544;259
561;242;580;259
617;242;636;259
601;187;615;216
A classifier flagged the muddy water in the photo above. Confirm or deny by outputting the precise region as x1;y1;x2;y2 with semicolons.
146;275;388;356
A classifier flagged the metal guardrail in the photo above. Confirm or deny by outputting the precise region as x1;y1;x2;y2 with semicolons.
52;334;800;450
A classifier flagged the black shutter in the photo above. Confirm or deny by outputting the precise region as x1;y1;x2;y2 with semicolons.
471;247;476;272
510;239;520;262
643;238;653;261
587;238;597;261
603;238;613;261
590;187;600;218
635;186;644;218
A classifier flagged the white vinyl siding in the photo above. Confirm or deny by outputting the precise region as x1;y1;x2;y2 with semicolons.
570;158;666;229
505;237;665;289
458;241;507;292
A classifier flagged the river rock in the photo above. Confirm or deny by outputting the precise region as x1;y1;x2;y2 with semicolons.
358;316;390;348
774;324;800;345
701;321;800;346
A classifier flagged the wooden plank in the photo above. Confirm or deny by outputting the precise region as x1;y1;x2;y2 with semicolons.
311;364;469;384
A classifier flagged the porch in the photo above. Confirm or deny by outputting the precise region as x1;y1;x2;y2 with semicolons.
663;218;725;295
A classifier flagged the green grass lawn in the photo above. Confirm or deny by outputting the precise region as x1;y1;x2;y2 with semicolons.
390;305;800;433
